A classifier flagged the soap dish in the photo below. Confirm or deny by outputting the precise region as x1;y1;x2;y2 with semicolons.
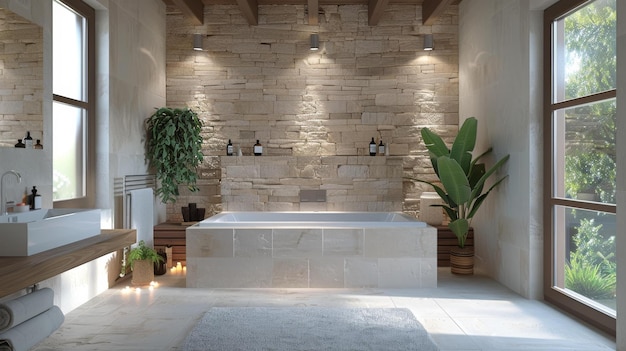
14;204;29;212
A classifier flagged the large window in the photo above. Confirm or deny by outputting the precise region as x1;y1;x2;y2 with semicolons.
52;0;95;207
544;0;616;335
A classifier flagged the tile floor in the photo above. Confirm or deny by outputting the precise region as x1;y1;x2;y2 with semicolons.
32;268;616;351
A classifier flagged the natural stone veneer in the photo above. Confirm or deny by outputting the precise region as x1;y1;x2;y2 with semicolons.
221;156;403;211
166;4;458;220
0;8;43;147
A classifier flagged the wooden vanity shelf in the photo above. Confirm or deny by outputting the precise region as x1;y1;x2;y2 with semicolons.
0;229;136;298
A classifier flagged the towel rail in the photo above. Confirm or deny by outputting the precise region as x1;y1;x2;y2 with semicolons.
114;174;156;278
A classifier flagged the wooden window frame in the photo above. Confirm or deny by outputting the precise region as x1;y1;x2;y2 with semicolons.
543;0;617;336
52;0;96;209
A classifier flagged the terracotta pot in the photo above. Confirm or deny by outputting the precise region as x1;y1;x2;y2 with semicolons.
132;259;154;286
450;246;474;275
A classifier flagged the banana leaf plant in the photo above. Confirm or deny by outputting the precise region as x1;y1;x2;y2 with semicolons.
410;117;510;248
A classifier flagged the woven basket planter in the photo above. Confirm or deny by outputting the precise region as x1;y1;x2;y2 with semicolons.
449;246;474;275
131;259;154;286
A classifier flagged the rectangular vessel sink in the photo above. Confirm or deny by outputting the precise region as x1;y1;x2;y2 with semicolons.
0;209;101;256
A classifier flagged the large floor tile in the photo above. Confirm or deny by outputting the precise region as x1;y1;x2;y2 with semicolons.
30;268;615;351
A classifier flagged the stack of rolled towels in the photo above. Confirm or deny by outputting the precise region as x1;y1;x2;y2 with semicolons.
0;288;64;351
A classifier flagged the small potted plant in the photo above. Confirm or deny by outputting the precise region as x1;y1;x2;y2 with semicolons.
409;117;509;274
128;240;164;285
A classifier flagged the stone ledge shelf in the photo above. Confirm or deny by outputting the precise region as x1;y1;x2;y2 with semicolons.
220;156;404;212
0;229;136;298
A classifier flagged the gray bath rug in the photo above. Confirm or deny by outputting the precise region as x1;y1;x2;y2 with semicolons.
181;307;439;351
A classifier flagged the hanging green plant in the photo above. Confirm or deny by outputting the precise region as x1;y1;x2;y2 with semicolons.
145;107;204;203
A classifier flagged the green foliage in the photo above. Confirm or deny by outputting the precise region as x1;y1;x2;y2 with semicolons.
408;117;510;248
565;217;616;300
565;151;615;202
565;252;615;300
127;240;164;269
564;0;616;98
572;218;615;275
563;0;616;205
145;107;204;203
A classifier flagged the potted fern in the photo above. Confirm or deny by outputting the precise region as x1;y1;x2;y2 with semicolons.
410;117;509;275
145;107;204;204
128;240;164;285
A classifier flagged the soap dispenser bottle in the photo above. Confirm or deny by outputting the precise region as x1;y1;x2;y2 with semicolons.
254;140;263;156
226;139;234;156
369;137;376;156
33;188;42;210
24;131;33;149
29;186;37;210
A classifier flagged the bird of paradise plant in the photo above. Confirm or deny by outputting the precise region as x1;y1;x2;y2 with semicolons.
410;117;510;248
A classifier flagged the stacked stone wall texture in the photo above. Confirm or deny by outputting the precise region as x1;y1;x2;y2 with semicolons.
165;4;459;221
0;8;43;147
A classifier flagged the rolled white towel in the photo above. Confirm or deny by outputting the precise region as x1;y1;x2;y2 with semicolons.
0;305;64;351
0;288;54;333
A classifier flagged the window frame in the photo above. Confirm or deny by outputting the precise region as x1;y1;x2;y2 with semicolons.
52;0;95;208
543;0;617;335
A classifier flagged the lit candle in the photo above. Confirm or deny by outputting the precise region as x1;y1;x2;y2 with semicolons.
170;266;177;274
176;262;182;271
183;266;187;273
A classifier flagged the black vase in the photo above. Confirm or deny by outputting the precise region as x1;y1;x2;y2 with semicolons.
154;249;167;275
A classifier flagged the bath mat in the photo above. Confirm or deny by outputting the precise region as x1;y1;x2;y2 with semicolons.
181;307;439;351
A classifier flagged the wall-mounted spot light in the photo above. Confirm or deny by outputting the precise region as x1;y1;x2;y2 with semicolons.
193;34;203;51
310;33;319;51
423;34;434;51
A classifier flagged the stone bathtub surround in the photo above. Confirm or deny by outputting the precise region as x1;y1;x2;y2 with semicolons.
186;212;437;288
165;4;459;221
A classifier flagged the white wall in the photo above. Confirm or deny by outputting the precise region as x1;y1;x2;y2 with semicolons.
90;0;167;227
462;0;624;346
459;0;543;299
0;0;166;314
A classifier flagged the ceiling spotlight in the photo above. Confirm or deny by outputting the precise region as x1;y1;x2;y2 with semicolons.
423;34;434;51
193;33;203;51
310;33;319;51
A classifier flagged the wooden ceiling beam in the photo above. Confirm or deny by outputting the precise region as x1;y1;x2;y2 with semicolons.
171;0;204;25
368;0;389;26
422;0;454;26
236;0;259;25
307;0;319;25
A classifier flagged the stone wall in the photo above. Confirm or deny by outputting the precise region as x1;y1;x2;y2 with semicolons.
165;4;459;221
0;8;43;147
221;156;404;211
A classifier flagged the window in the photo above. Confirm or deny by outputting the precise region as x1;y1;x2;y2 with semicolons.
52;0;95;207
544;0;616;335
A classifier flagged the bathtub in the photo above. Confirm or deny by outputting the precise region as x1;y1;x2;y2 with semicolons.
186;212;436;289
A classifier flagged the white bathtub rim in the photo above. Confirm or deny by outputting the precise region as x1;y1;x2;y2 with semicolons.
191;211;428;228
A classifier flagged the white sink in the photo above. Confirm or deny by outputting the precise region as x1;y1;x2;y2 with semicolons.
0;209;101;256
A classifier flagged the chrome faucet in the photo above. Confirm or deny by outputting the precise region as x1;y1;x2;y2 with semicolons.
1;170;22;215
